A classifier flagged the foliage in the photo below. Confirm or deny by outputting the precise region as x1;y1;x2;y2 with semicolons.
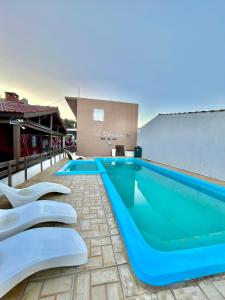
63;118;76;128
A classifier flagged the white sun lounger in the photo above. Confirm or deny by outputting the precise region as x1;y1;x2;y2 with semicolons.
0;200;77;240
0;182;71;207
73;154;85;160
0;227;88;297
65;149;85;160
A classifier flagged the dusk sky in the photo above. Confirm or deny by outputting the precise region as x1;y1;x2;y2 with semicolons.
1;1;225;126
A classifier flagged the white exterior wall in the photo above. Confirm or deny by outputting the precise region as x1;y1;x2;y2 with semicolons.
138;111;225;181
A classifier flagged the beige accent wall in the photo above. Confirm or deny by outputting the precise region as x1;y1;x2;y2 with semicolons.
66;97;138;156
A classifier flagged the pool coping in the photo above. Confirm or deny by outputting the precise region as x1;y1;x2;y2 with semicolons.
96;157;225;286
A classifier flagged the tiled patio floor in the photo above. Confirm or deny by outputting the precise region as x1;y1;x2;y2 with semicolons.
2;159;225;300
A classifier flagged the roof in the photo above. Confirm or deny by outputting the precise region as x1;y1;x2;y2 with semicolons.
0;100;67;133
0;100;58;114
158;109;225;116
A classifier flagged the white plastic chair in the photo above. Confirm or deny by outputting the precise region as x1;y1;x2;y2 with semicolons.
0;227;88;297
0;200;77;240
0;182;71;207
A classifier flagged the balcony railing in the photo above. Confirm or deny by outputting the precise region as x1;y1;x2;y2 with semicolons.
0;148;66;186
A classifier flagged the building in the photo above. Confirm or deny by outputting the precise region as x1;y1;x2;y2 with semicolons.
138;109;225;181
65;128;77;152
0;92;66;162
65;97;138;156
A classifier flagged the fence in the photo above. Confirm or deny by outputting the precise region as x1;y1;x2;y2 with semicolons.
0;148;66;186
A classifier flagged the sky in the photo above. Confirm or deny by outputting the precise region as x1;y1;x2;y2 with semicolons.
0;0;225;127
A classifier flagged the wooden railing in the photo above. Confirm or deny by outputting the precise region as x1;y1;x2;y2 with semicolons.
0;148;66;186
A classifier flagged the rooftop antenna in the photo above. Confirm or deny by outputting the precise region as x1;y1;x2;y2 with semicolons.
78;86;81;97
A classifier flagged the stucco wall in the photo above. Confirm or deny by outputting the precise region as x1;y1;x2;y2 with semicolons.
137;111;225;181
76;98;138;156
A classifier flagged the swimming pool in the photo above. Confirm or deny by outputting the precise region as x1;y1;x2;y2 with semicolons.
97;158;225;285
57;157;225;285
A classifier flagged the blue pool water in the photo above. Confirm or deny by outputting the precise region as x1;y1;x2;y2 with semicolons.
56;160;103;175
64;161;98;172
103;160;225;251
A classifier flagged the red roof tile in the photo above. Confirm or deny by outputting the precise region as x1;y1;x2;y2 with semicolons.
0;100;58;114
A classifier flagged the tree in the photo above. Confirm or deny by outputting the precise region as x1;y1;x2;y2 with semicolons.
63;118;76;128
